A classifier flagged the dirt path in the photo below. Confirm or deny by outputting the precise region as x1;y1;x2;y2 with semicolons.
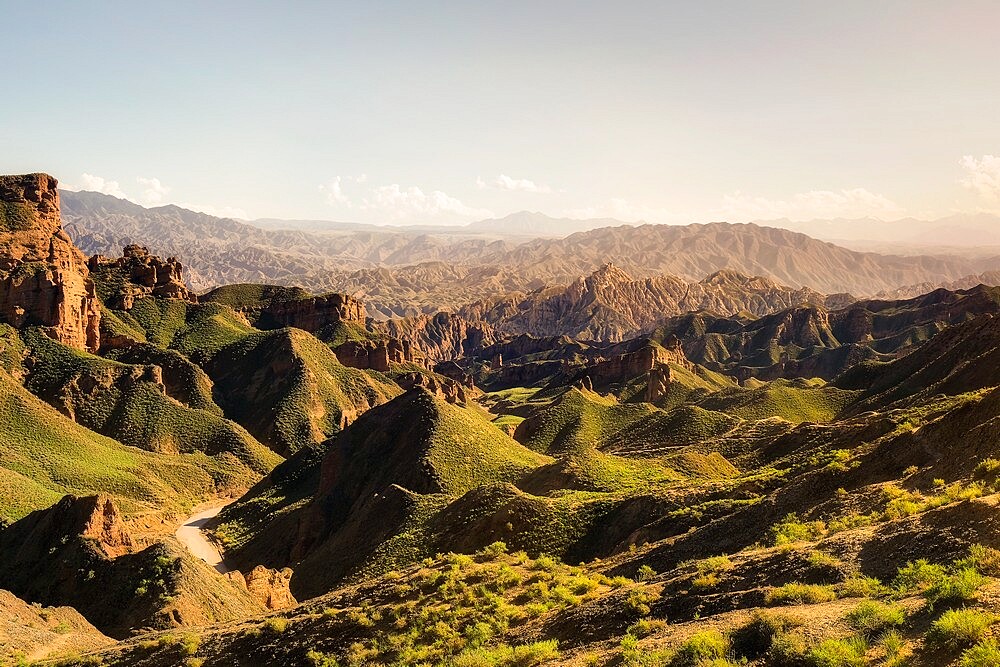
175;501;231;574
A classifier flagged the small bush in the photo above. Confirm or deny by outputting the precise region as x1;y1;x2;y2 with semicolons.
973;458;1000;480
671;630;727;667
893;559;946;592
805;637;867;667
968;544;1000;576
808;551;842;572
926;566;985;605
264;617;289;634
839;575;887;598
691;573;720;590
179;633;200;656
625;587;658;615
769;631;809;665
844;600;905;640
479;541;508;559
960;639;1000;667
532;555;557;572
770;513;826;546
765;583;837;606
306;650;340;667
627;618;668;639
636;564;657;582
878;630;906;665
928;608;995;647
451;640;559;667
730;611;801;660
697;555;734;575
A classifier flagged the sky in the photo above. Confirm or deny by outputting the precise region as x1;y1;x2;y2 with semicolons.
2;1;999;225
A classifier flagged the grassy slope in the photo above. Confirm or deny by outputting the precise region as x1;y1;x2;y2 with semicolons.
22;330;279;477
207;328;401;455
0;368;228;522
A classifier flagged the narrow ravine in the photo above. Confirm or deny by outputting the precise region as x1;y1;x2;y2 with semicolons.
175;502;231;574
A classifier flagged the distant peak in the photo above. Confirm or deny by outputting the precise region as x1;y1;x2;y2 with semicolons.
586;262;633;285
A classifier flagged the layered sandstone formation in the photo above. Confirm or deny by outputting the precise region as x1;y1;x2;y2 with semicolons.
257;293;365;331
0;174;101;351
333;337;426;372
457;264;836;342
376;311;498;364
582;337;691;388
88;244;192;308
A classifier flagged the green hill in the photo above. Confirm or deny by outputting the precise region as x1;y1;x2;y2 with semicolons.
0;367;246;522
206;328;402;456
21;329;279;475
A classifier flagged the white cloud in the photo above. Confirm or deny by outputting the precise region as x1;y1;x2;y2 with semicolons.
960;155;1000;209
136;176;171;206
361;184;493;222
63;173;128;199
718;188;906;221
477;174;553;194
176;202;249;219
319;176;352;207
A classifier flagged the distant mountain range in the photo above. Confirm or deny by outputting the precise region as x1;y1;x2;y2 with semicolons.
61;190;1000;317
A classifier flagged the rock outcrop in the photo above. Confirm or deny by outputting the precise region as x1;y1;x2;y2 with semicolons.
0;174;101;351
645;364;672;403
88;244;192;308
395;371;472;404
582;337;691;388
257;293;365;331
376;311;498;364
333;337;426;372
227;566;296;610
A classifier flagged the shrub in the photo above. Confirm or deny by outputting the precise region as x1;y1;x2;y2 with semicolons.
843;600;905;640
479;541;508;559
264;617;289;634
973;458;1000;480
450;640;559;667
625;587;658;615
636;564;657;582
765;583;837;606
878;630;905;665
926;567;985;605
769;631;809;665
928;609;995;647
671;630;727;667
730;611;801;660
770;513;826;546
697;555;734;575
960;639;1000;667
306;651;340;667
805;637;867;667
692;573;720;590
179;633;200;656
967;544;1000;576
893;559;946;592
627;618;668;639
808;551;842;572
531;555;557;572
619;633;673;667
839;575;887;599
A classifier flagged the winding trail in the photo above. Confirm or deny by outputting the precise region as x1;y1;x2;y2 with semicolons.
175;502;231;574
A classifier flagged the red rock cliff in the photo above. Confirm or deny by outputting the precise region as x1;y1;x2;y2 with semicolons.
0;174;101;351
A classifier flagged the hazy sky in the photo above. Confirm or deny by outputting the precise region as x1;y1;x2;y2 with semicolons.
3;1;999;224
